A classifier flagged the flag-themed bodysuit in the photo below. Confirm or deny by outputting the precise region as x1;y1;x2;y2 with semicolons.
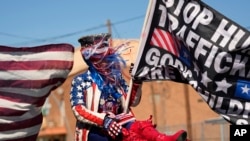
70;70;141;141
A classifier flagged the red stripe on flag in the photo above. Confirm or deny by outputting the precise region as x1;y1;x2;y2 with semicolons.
0;78;67;88
0;91;47;107
0;107;35;116
150;28;179;56
0;43;74;52
0;114;42;131
5;134;38;141
151;30;162;48
0;60;73;70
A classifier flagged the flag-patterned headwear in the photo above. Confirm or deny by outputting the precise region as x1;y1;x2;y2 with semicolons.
80;33;130;87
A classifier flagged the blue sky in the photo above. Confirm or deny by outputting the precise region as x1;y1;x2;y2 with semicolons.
0;0;249;47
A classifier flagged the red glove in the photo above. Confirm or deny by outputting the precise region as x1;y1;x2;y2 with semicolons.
103;115;122;138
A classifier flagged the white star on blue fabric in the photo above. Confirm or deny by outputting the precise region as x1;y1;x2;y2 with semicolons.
77;92;83;98
87;75;92;80
77;76;83;81
81;82;86;88
86;81;91;87
241;85;250;95
77;99;84;104
77;85;82;91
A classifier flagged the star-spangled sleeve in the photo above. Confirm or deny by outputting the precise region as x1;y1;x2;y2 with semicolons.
70;73;89;107
119;73;143;107
70;72;106;126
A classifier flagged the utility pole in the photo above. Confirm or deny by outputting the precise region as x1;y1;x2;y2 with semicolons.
150;82;158;124
106;19;113;46
184;84;193;140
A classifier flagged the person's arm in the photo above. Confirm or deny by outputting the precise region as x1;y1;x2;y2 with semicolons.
70;75;106;126
129;81;142;107
128;63;143;107
70;74;122;138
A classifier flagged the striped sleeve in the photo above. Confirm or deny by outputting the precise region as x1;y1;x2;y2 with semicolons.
70;72;106;127
129;82;142;107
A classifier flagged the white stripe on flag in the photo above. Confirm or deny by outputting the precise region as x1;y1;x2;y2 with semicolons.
0;69;69;80
0;52;73;61
0;99;39;111
0;108;41;124
0;85;55;97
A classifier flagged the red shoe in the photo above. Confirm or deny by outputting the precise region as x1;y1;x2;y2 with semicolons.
155;130;187;141
122;128;148;141
171;130;187;141
129;115;188;141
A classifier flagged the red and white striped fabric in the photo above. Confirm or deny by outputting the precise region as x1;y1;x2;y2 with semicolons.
150;28;179;56
0;43;74;141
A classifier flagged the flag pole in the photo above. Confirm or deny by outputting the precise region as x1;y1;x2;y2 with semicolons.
123;0;153;113
131;0;155;76
123;79;133;113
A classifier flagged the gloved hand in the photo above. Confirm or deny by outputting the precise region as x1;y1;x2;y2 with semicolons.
129;63;142;84
103;115;122;138
129;63;134;75
115;113;136;124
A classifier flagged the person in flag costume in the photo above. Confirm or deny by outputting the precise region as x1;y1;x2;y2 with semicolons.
70;33;188;141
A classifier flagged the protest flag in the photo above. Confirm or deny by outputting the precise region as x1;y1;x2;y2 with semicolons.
132;0;250;124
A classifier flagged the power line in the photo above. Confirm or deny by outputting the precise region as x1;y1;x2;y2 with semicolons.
6;15;145;46
10;24;107;46
1;13;250;46
110;15;144;26
0;32;40;40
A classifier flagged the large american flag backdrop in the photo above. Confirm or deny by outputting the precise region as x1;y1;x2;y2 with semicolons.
0;44;74;140
132;0;250;124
